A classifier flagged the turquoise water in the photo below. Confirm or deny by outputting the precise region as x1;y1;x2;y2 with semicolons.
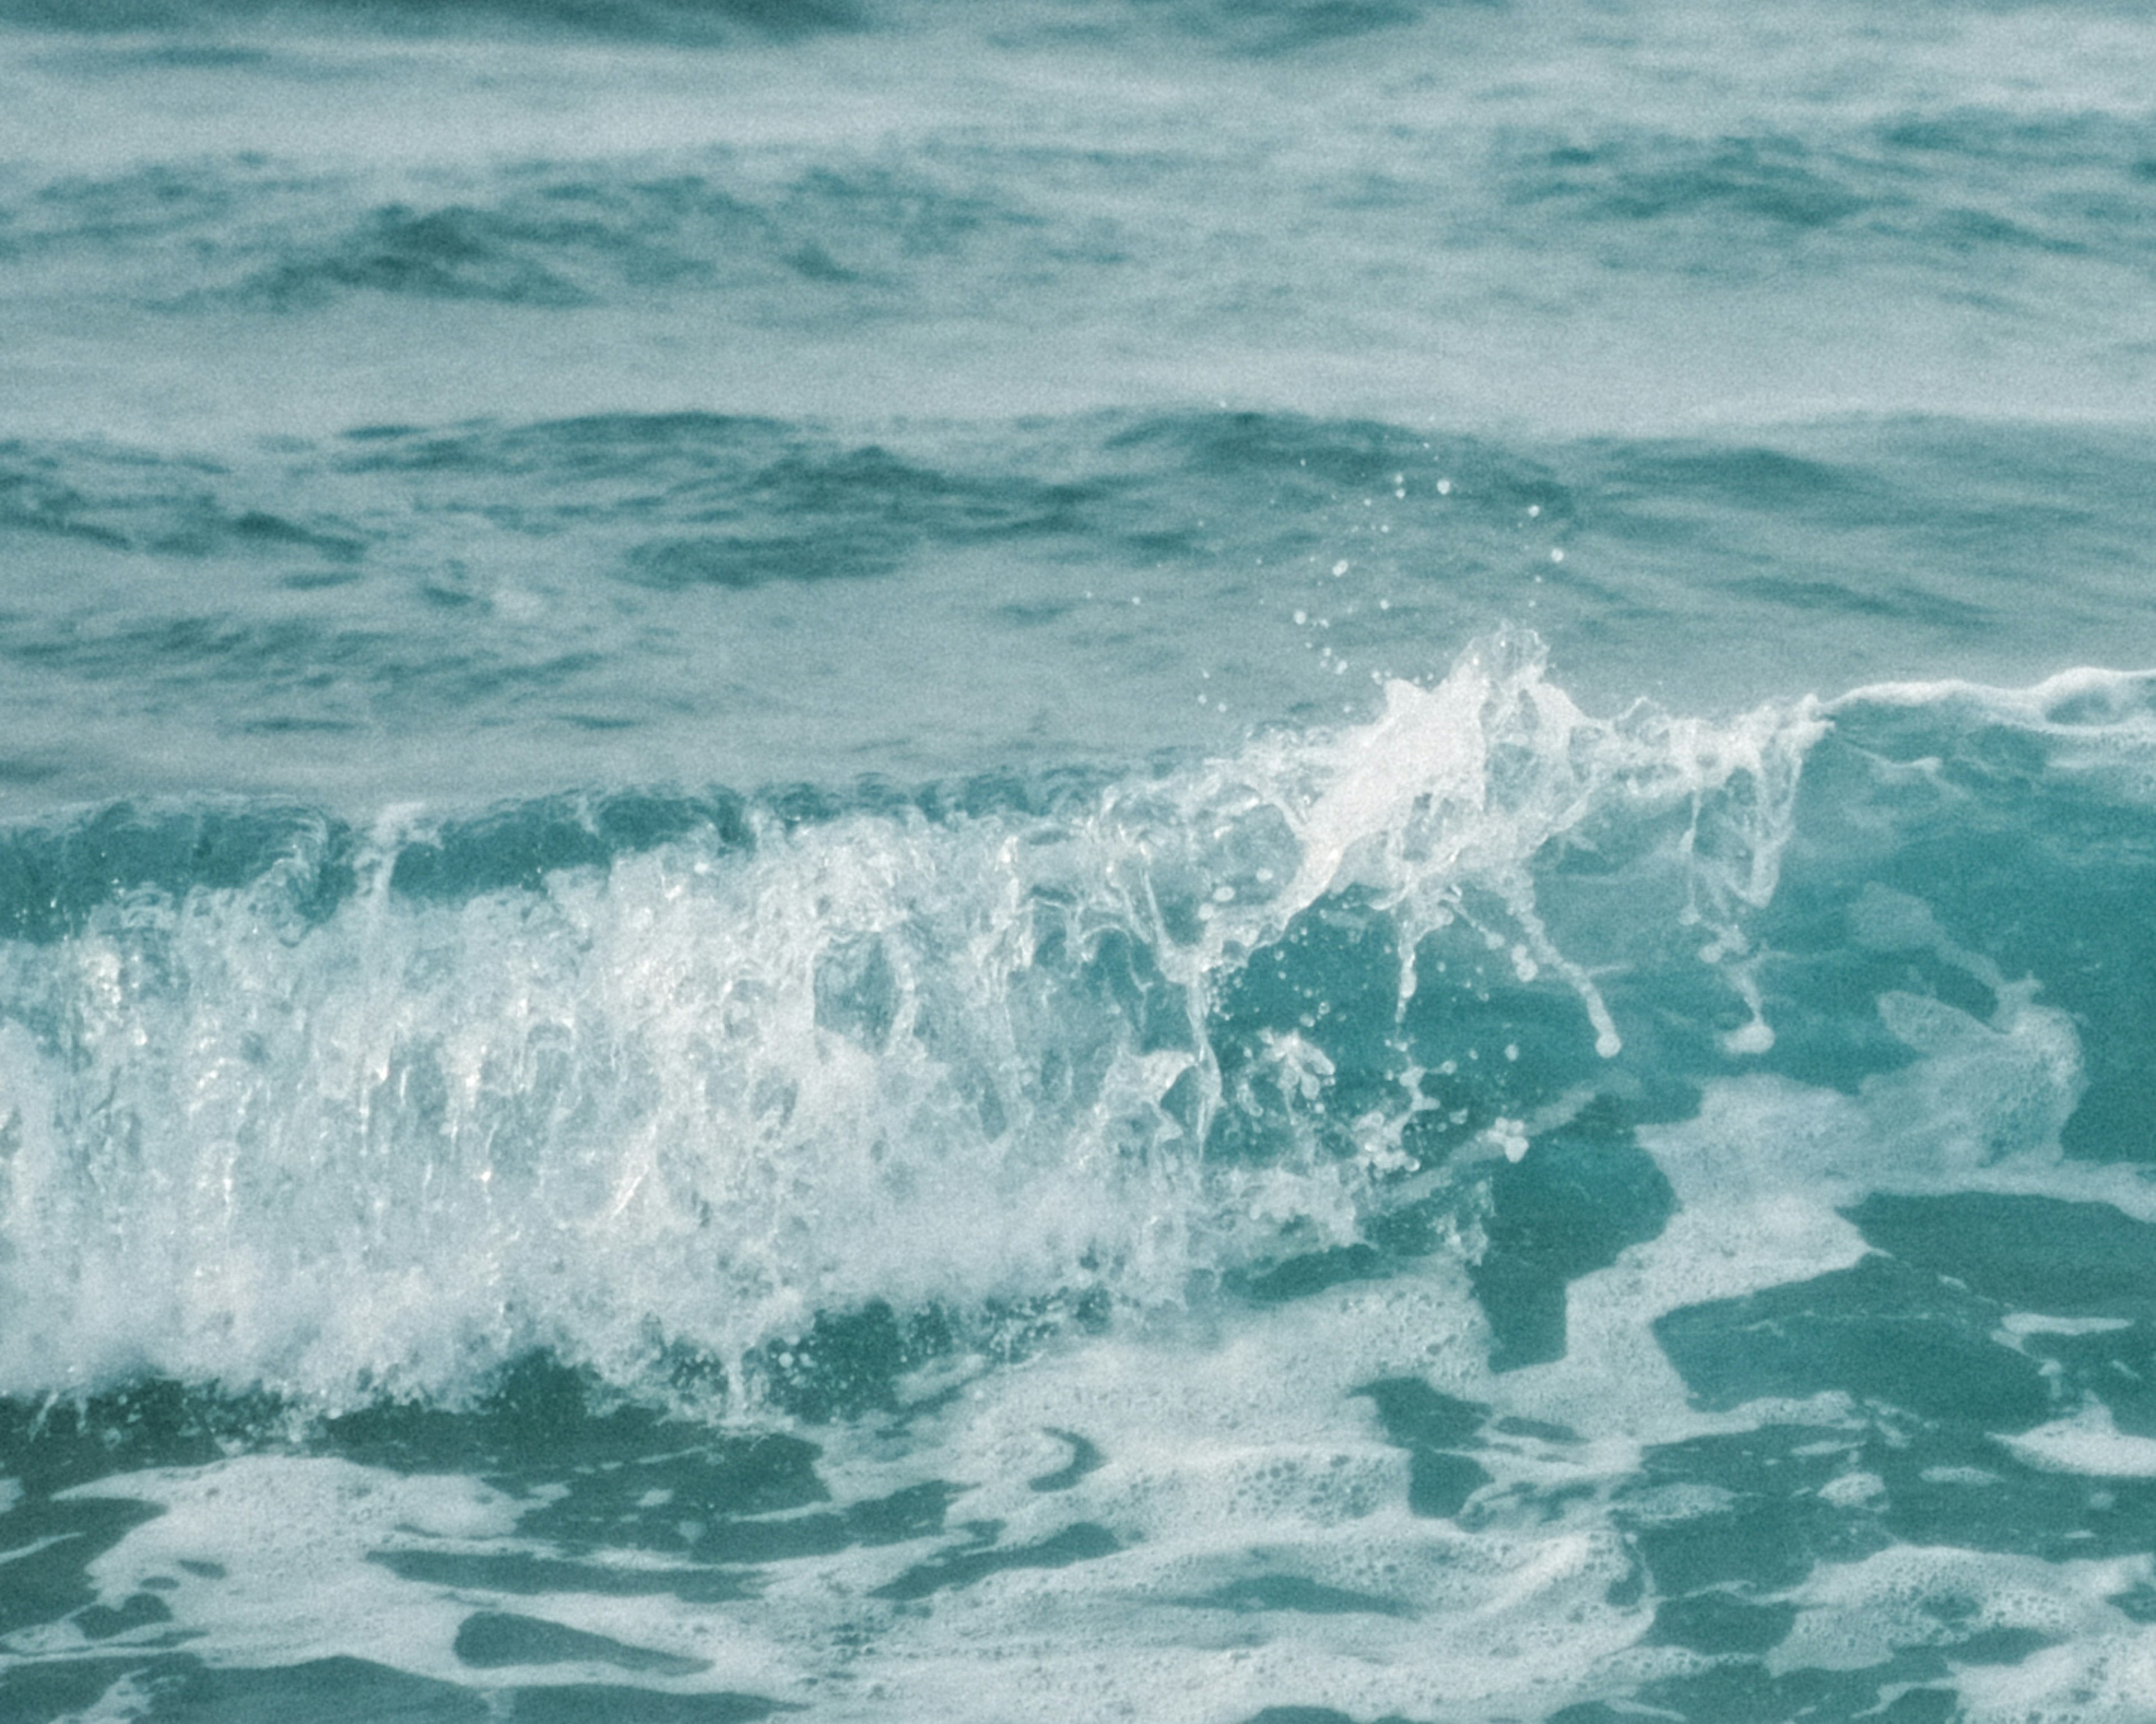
5;3;2156;1720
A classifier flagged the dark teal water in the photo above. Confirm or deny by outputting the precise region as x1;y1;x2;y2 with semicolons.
5;3;2156;1720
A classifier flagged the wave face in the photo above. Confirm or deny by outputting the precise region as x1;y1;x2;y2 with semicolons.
0;635;1815;1403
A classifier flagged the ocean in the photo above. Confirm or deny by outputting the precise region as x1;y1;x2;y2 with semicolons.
4;2;2156;1719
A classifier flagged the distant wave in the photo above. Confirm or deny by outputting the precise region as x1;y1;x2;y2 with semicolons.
0;0;1456;49
1493;115;2156;276
0;0;867;44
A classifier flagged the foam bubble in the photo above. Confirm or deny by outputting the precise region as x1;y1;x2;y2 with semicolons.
1959;1629;2156;1724
2003;1407;2156;1480
36;1457;797;1700
1778;1543;2140;1685
759;1271;1660;1722
14;1460;519;1675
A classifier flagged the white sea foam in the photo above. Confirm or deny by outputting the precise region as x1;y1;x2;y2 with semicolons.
1959;1630;2156;1724
15;1460;518;1674
0;637;1825;1409
0;648;2139;1442
28;866;2151;1722
2003;1407;2156;1480
1831;665;2156;725
1777;1544;2142;1679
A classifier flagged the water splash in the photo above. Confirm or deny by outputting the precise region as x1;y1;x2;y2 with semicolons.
0;634;1830;1410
